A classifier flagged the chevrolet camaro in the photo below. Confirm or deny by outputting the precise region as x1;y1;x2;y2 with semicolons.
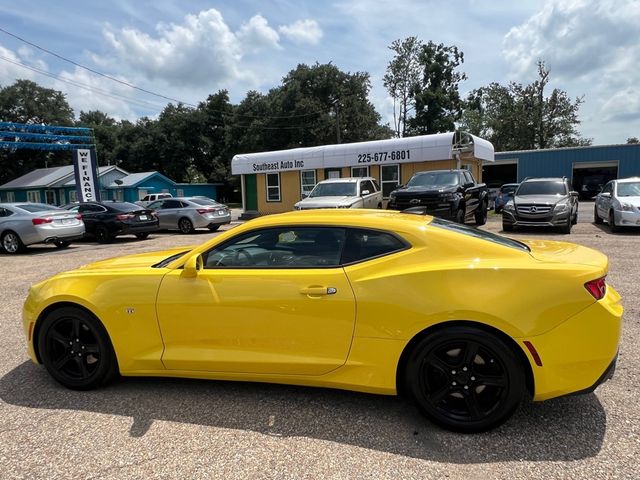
22;210;622;432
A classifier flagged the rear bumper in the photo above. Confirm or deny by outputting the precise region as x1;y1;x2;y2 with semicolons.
115;222;160;236
521;285;623;401
27;224;86;246
195;213;231;228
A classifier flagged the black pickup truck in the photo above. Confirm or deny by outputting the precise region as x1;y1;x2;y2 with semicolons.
387;169;489;225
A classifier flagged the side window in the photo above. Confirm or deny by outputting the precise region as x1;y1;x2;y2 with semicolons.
147;201;163;210
203;227;346;268
603;182;613;194
163;200;182;209
0;207;14;217
361;180;374;195
142;196;150;202
341;228;408;264
463;171;474;184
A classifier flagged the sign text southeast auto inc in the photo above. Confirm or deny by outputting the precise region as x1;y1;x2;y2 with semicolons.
252;159;305;172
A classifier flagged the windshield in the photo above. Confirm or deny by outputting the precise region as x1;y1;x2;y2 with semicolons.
309;182;357;197
152;250;191;268
516;181;567;196
16;203;62;212
500;184;518;194
407;172;459;188
617;182;640;197
430;218;530;252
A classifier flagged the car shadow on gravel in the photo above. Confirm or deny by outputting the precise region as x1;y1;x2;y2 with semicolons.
0;361;606;463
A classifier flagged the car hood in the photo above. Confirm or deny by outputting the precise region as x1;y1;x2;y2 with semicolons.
618;195;640;206
514;195;567;205
296;196;356;207
522;239;608;270
78;247;193;271
395;186;457;195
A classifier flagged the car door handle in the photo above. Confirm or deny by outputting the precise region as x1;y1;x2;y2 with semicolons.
300;286;337;296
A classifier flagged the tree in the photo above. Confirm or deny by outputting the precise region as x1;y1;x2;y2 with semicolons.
460;62;591;151
627;137;639;144
77;110;118;167
383;36;423;137
408;41;467;135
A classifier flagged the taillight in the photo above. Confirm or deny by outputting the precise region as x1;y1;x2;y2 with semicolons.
116;213;135;220
584;277;607;300
197;208;214;214
32;217;53;225
75;214;82;220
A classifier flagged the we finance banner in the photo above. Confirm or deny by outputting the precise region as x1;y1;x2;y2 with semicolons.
73;149;101;202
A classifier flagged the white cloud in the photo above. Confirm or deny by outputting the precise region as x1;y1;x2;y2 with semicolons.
0;46;36;84
278;19;323;45
503;0;640;142
237;14;281;52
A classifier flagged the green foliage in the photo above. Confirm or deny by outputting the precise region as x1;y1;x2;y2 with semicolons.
460;62;591;151
627;137;639;144
408;41;467;135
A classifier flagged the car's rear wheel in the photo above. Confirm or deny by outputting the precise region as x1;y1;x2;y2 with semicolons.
54;240;71;249
37;307;118;390
404;326;525;433
135;232;150;240
594;205;603;224
1;231;25;254
178;217;194;234
475;202;488;226
208;225;220;232
95;225;112;243
609;210;620;233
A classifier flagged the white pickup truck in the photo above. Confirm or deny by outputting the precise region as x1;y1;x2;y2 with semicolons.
136;193;172;207
294;177;383;210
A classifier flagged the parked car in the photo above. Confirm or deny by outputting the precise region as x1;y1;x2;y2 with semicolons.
0;202;84;254
62;201;159;243
494;183;520;213
594;177;640;232
136;193;173;207
23;210;621;433
146;197;231;233
294;177;383;210
387;169;489;225
502;177;578;234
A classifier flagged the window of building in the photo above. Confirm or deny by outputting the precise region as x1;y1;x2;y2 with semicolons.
351;166;369;178
6;191;15;202
27;191;40;203
266;173;281;202
381;164;400;198
300;170;317;197
325;168;341;179
68;190;77;202
45;190;56;205
177;188;184;197
114;190;124;201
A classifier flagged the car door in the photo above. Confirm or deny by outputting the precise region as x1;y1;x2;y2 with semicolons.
77;203;105;234
596;182;614;218
155;226;356;375
461;171;479;217
360;180;377;208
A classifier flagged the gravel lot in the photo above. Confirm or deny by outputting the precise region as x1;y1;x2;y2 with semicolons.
1;202;638;480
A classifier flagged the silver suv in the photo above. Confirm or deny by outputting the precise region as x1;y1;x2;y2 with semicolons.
502;177;579;234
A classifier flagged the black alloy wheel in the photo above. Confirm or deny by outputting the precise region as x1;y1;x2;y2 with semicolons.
208;225;220;231
405;326;524;433
95;225;112;243
609;210;620;233
135;232;150;240
455;208;465;224
594;205;603;224
38;307;117;390
560;216;572;234
1;231;25;254
178;217;194;234
54;240;71;249
475;203;488;226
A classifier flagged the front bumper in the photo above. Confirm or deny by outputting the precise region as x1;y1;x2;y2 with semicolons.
502;209;571;227
521;284;623;401
613;209;640;227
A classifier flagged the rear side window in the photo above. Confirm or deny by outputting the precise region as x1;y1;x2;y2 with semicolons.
16;203;61;212
341;228;409;264
430;218;530;251
162;200;183;208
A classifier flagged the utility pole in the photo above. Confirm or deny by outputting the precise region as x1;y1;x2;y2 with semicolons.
335;100;341;144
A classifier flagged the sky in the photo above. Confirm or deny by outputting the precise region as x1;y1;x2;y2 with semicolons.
0;0;638;146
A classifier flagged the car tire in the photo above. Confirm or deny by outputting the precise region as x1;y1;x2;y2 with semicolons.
494;206;502;214
135;232;150;240
609;210;620;233
560;216;572;234
1;231;25;254
475;203;488;226
95;225;112;244
54;240;71;249
178;217;194;234
208;225;220;232
404;326;525;433
502;222;513;232
594;205;603;224
455;208;465;224
37;306;118;391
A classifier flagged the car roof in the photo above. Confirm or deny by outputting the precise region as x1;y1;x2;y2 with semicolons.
521;177;566;182
615;177;640;184
317;177;374;184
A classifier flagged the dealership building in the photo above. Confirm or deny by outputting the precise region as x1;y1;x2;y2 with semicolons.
231;131;494;215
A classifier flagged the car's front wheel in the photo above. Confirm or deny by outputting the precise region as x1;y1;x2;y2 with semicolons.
609;210;620;233
594;205;603;224
178;217;194;234
404;326;525;433
37;306;118;390
475;202;488;226
1;231;25;254
135;232;150;240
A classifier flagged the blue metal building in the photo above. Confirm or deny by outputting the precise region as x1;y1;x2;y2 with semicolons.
484;144;640;195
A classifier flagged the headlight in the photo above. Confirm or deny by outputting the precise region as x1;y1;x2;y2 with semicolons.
554;202;569;212
389;192;396;201
294;205;301;210
504;202;515;211
620;203;634;211
337;204;351;209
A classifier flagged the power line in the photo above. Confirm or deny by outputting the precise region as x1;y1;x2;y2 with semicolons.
0;55;167;111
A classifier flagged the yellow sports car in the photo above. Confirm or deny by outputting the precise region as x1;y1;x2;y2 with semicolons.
22;210;622;432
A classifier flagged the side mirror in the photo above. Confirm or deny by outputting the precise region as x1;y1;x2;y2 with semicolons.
361;189;370;196
463;181;475;189
570;191;579;197
301;193;309;199
182;254;203;278
600;192;611;198
507;191;515;197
